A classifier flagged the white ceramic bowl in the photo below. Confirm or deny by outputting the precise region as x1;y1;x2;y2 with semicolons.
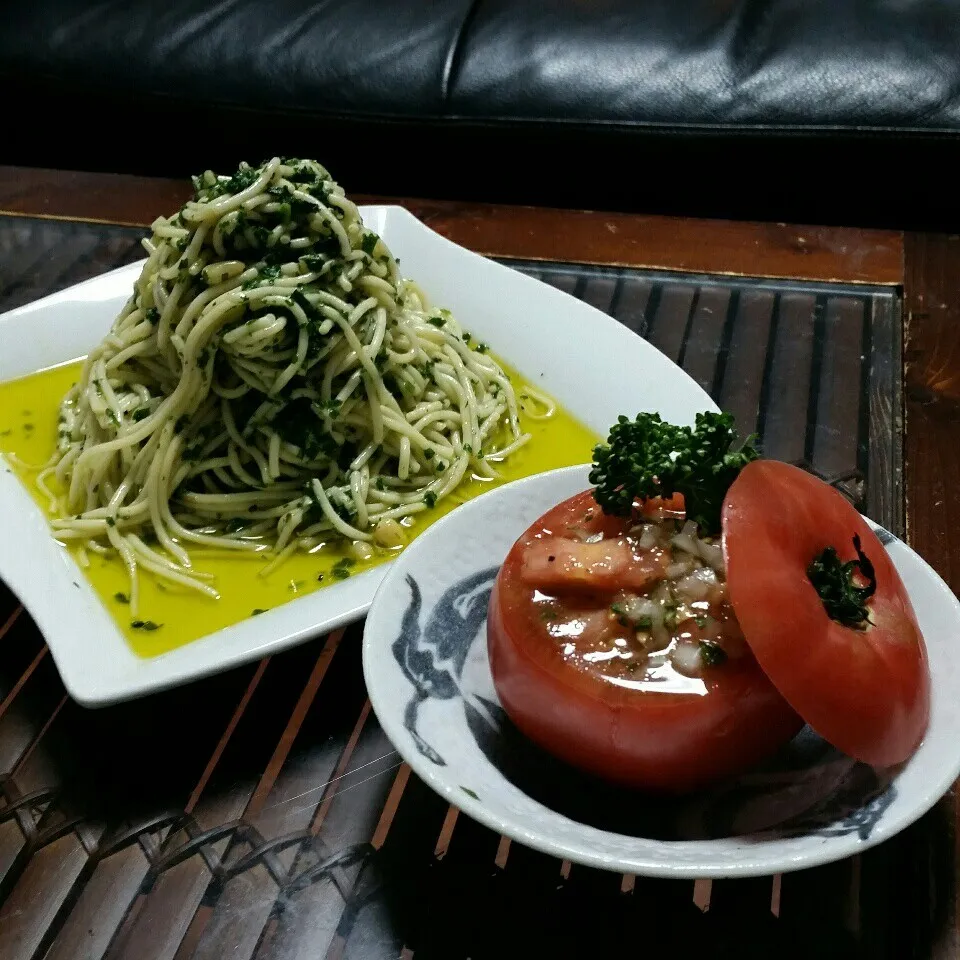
363;464;960;878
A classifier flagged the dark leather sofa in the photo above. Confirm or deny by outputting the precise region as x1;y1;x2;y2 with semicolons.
5;0;960;229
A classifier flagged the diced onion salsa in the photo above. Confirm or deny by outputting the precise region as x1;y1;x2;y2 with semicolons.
519;501;746;683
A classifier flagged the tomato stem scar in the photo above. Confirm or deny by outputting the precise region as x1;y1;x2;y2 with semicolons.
807;534;877;629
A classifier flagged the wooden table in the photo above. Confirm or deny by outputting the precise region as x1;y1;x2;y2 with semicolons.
0;166;957;960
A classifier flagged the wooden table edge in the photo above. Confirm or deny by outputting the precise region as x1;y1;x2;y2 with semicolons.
0;165;903;286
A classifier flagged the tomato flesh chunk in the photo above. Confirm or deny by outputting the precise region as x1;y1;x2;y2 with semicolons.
638;493;687;521
520;536;669;593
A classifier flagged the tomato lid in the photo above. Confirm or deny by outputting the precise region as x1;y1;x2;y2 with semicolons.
721;460;930;768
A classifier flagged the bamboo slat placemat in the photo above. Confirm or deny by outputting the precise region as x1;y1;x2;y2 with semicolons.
0;215;929;960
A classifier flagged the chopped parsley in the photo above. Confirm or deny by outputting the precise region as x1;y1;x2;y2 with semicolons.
331;557;355;580
317;398;342;418
130;620;162;631
699;640;727;667
252;263;284;287
807;534;877;628
223;165;260;195
610;601;629;627
275;397;338;460
291;287;321;322
114;592;130;604
423;491;437;509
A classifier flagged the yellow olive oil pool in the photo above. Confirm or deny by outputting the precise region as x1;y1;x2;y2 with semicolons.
0;359;598;657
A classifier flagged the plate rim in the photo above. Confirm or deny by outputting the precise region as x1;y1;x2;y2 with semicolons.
0;207;716;705
362;462;960;878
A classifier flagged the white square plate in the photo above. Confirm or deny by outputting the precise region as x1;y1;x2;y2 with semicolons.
0;206;715;705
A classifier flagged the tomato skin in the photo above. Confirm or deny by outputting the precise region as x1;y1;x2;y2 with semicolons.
722;460;930;768
488;489;804;793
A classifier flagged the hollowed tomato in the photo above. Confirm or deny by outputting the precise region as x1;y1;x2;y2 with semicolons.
487;489;804;793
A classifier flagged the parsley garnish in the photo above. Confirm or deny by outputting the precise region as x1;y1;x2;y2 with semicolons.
807;534;877;628
589;411;758;534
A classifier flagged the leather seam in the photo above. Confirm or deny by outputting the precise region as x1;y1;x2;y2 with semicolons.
440;0;484;109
